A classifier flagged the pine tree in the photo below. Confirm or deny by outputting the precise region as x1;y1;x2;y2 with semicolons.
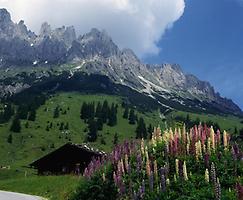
108;103;117;126
7;134;12;144
113;132;118;145
95;102;102;118
0;103;14;123
25;122;29;129
101;100;109;123
28;109;36;121
97;117;103;131
64;122;69;130
10;115;21;133
147;124;153;139
53;106;60;118
17;105;29;119
136;117;147;139
80;102;88;119
87;119;98;142
59;122;64;131
123;107;129;119
128;109;136;125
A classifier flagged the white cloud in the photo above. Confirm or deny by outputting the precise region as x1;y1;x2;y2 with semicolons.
0;0;185;57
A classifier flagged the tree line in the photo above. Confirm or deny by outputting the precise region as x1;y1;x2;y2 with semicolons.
122;106;153;139
80;100;118;142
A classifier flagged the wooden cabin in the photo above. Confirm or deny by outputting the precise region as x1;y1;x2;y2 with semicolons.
29;143;105;175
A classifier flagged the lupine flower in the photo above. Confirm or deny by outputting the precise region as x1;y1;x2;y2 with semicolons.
223;131;228;151
161;174;166;192
124;154;129;173
205;168;209;183
141;139;145;155
102;172;106;182
207;138;211;155
195;140;202;161
166;178;170;185
210;162;217;184
149;173;154;191
210;127;215;151
113;171;118;185
204;153;210;168
183;161;188;181
154;159;158;182
215;178;221;200
136;151;142;172
174;174;177;182
236;183;243;200
141;179;145;196
146;158;151;178
175;159;179;177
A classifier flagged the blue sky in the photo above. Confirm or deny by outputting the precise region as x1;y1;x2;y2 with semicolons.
145;0;243;110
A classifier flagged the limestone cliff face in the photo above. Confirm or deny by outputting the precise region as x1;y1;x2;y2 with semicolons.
0;8;241;115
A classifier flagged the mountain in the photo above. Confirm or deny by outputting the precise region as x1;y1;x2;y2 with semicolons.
0;8;242;116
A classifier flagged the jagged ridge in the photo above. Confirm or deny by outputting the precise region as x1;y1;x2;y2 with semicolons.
0;8;241;116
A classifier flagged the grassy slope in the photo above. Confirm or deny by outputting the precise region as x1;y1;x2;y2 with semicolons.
0;92;162;199
0;92;242;199
169;110;243;132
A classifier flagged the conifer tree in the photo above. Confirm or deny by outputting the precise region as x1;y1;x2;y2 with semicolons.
53;106;60;118
113;132;118;145
10;115;21;133
123;107;129;119
28;109;36;121
95;102;102;118
87;119;98;142
101;100;109;123
7;134;12;144
17;105;28;119
97;117;103;131
128;109;136;125
80;102;88;119
136;117;147;139
108;103;117;126
147;124;153;139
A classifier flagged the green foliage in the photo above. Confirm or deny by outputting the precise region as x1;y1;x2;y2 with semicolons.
71;166;118;200
10;115;21;133
28;109;36;121
0;103;14;123
123;106;129;119
87;119;98;142
7;134;12;144
136;117;147;139
128;108;136;125
53;106;60;118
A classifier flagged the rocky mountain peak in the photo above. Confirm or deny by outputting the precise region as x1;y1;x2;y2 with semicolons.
73;28;119;58
0;8;11;24
39;22;52;37
0;8;241;116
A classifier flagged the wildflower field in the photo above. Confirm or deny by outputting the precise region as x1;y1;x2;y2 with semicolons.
72;124;243;200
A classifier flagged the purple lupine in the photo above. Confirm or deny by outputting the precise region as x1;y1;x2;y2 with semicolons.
210;162;217;185
160;174;166;192
231;146;237;160
236;183;243;200
83;167;90;178
149;172;154;191
136;151;142;172
133;191;138;200
178;160;183;178
214;180;221;200
204;153;210;168
141;179;145;196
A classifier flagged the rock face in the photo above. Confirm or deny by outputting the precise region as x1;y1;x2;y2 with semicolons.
0;8;242;115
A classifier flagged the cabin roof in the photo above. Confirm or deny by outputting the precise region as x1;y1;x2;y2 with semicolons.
30;142;106;167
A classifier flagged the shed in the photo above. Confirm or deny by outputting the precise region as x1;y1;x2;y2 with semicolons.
30;143;105;175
